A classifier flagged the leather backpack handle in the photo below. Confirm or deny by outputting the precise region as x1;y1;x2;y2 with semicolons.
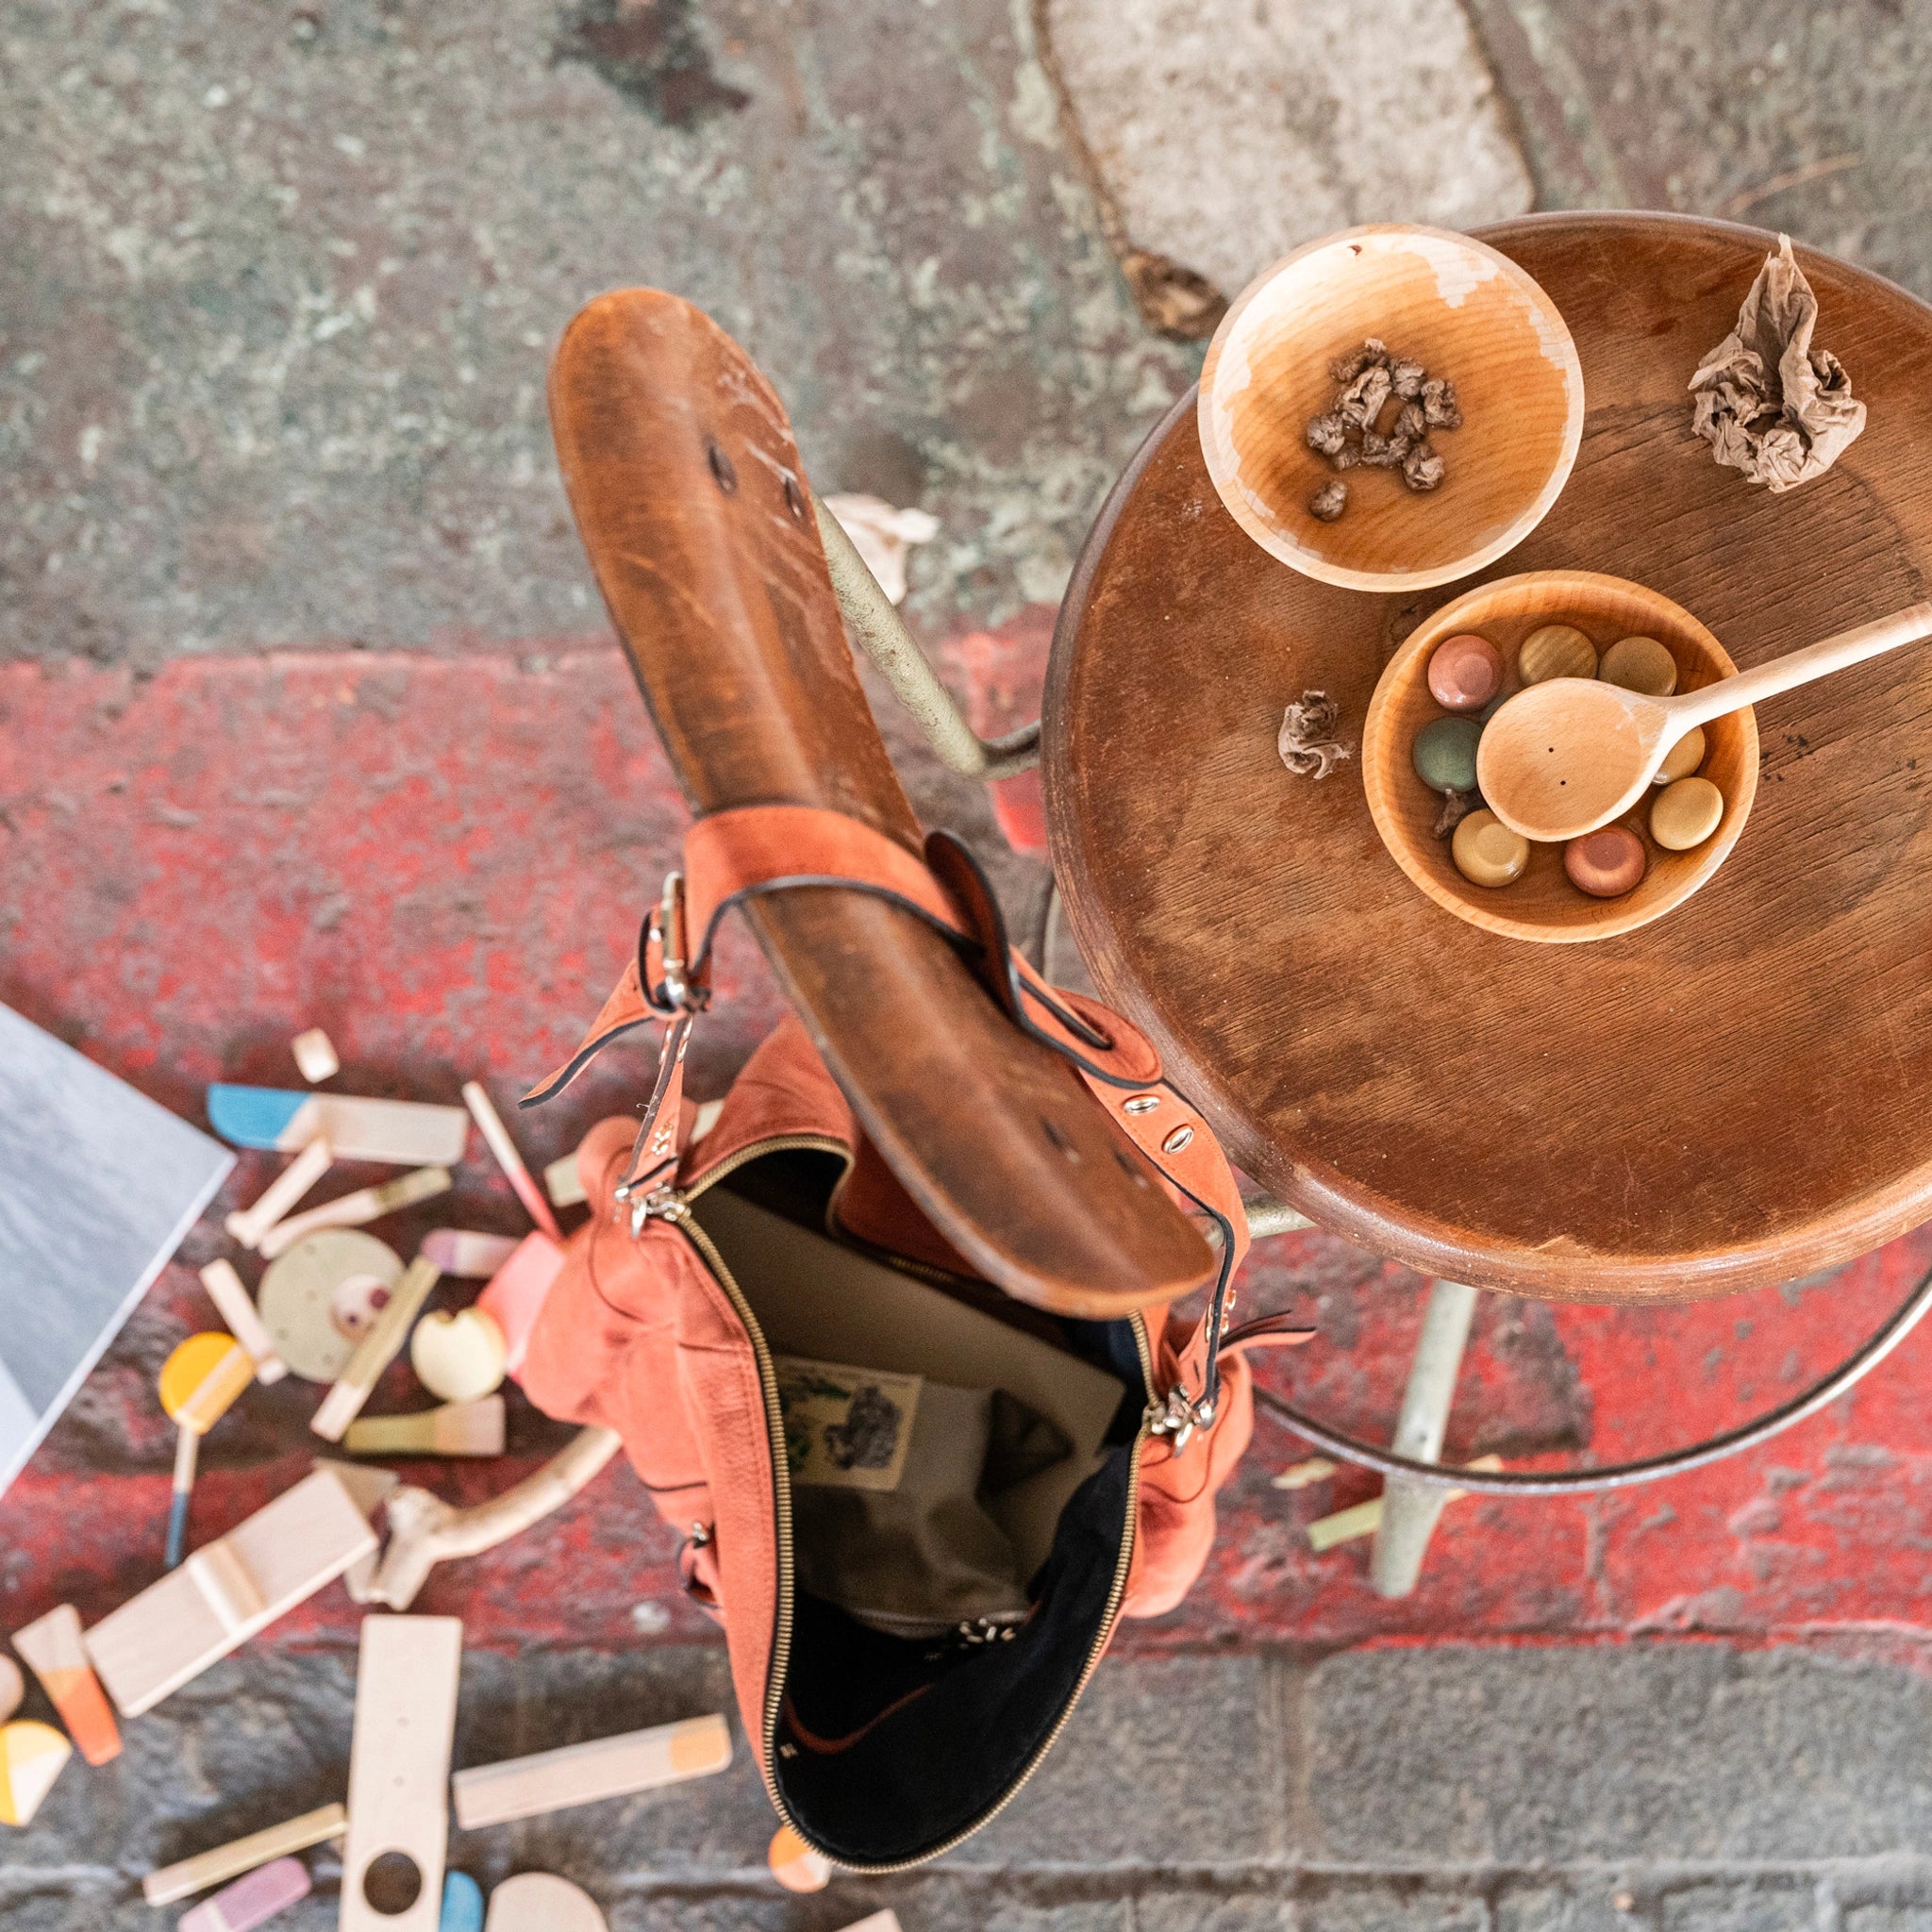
547;289;1218;1319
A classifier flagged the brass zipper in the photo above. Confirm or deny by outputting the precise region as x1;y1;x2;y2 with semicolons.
648;1141;1159;1874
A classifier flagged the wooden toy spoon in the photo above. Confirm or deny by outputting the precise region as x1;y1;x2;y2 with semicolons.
1477;601;1932;842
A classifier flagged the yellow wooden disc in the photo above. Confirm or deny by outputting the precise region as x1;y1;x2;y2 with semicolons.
1600;634;1678;696
158;1333;254;1432
1451;809;1530;889
1651;776;1724;851
0;1720;73;1827
1518;624;1597;684
1656;724;1706;784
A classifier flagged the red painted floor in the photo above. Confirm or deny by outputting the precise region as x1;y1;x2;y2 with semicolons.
6;647;1932;1663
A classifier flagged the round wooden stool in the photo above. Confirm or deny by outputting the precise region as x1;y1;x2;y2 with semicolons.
1045;210;1932;1307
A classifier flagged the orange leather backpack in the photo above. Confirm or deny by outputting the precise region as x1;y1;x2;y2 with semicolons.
506;291;1313;1869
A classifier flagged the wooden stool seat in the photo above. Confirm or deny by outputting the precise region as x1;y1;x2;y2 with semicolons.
1045;212;1932;1303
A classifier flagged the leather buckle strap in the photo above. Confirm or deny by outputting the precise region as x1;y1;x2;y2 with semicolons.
525;802;1272;1423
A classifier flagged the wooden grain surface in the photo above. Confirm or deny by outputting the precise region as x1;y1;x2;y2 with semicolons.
1045;212;1932;1303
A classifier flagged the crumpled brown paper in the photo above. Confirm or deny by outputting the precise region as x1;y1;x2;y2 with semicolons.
1277;690;1349;779
1688;234;1866;492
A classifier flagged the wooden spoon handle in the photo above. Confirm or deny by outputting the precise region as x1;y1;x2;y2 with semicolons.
1671;601;1932;731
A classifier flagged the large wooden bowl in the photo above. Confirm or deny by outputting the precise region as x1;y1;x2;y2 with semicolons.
1362;571;1760;942
1198;225;1584;592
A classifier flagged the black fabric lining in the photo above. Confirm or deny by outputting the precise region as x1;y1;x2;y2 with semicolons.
776;1448;1131;1863
709;1149;1138;1867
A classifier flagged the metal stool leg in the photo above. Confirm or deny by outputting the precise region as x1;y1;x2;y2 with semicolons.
1371;1280;1478;1598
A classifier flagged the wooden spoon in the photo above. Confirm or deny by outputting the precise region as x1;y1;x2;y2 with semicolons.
1476;601;1932;842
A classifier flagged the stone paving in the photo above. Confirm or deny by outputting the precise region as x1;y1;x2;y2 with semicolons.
9;0;1932;1925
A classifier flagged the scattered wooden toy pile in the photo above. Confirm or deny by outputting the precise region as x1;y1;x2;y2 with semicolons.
2;1024;907;1929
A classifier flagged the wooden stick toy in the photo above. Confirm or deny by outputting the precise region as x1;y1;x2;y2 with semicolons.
258;1166;452;1261
362;1425;622;1610
410;1308;508;1404
482;1874;608;1932
9;1605;120;1765
340;1616;462;1932
475;1231;564;1375
84;1468;376;1717
767;1823;831;1892
1271;1457;1338;1491
142;1800;348;1905
197;1260;289;1383
0;1720;73;1826
345;1397;506;1459
440;1873;485;1932
543;1153;586;1208
1307;1456;1504;1552
224;1138;334;1253
451;1712;731;1829
290;1027;340;1083
179;1854;311;1932
158;1334;258;1569
461;1081;563;1241
421;1229;520;1278
0;1656;20;1724
208;1086;469;1166
310;1255;441;1442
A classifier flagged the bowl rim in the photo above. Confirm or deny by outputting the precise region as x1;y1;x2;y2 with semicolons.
1198;224;1586;593
1361;569;1761;942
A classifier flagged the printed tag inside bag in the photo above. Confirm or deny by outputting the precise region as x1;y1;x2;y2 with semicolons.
775;1356;924;1493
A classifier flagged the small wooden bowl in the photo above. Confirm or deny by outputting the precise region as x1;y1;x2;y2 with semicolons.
1198;225;1584;592
1362;571;1759;942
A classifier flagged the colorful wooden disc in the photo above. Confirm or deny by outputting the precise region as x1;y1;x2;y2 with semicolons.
159;1334;255;1433
768;1824;832;1892
258;1230;404;1382
482;1873;608;1931
0;1720;73;1827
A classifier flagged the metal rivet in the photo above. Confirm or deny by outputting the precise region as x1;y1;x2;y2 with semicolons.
1161;1124;1195;1154
783;475;806;520
1124;1093;1160;1114
706;441;738;494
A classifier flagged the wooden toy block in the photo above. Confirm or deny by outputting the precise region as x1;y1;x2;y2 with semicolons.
340;1616;463;1932
451;1713;731;1829
475;1232;564;1375
312;1457;401;1602
542;1153;586;1208
439;1873;484;1932
10;1604;121;1765
224;1139;335;1255
310;1255;441;1443
208;1087;469;1166
461;1081;562;1241
257;1165;452;1261
767;1823;830;1892
482;1874;608;1932
142;1801;348;1907
345;1397;506;1459
290;1027;340;1083
0;1655;21;1724
420;1230;519;1279
83;1468;376;1717
0;1720;72;1826
838;1917;906;1932
409;1309;508;1404
197;1259;290;1382
179;1854;311;1932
